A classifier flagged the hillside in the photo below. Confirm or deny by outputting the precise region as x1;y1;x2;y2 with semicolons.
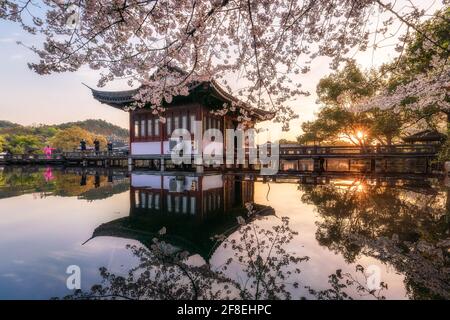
0;120;20;130
56;119;128;140
0;119;128;140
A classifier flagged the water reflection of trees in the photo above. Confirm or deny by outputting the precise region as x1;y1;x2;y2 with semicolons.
0;166;128;200
64;208;389;300
299;178;450;299
66;212;312;300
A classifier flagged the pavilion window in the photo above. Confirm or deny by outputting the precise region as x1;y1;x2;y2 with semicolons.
190;197;196;215
174;116;180;130
166;116;172;135
140;119;146;137
190;115;196;133
134;190;140;207
140;192;147;208
174;196;180;213
154;118;160;136
147;118;153;137
134;120;139;138
147;193;153;209
182;115;187;130
182;196;188;214
167;194;172;212
154;194;160;210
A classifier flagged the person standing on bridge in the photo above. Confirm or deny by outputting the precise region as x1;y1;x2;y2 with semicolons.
107;141;113;154
94;138;100;154
80;139;87;152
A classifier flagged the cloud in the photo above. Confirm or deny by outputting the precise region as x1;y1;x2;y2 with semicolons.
10;54;24;60
0;37;15;43
1;273;24;283
1;273;17;278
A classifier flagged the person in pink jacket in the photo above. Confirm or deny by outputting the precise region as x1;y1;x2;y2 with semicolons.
43;145;56;159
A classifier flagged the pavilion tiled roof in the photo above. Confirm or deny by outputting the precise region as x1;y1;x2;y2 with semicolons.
85;80;275;121
402;130;446;142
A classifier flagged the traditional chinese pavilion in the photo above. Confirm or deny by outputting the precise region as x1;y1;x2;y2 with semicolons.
87;76;275;170
402;130;446;145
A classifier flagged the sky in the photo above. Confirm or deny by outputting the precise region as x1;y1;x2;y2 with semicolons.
0;1;443;141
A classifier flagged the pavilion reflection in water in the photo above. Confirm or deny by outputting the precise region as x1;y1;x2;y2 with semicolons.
90;172;274;259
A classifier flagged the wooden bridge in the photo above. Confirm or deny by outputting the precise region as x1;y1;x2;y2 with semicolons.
0;144;440;174
278;144;437;158
0;151;129;167
277;144;439;174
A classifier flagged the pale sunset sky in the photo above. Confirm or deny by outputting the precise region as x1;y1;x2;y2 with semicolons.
0;1;442;141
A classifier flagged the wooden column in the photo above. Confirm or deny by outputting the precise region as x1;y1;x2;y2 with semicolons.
370;158;376;173
313;158;324;173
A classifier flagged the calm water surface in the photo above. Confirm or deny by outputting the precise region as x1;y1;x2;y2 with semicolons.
0;166;448;300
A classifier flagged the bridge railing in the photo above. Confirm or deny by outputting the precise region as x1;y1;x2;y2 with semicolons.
2;154;65;161
2;151;129;161
62;151;129;158
278;144;438;156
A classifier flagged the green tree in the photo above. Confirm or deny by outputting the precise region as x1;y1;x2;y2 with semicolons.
316;60;380;108
0;135;5;152
50;127;90;151
298;106;373;146
33;125;59;138
3;135;44;154
57;119;128;140
50;126;107;151
367;109;403;146
299;60;402;146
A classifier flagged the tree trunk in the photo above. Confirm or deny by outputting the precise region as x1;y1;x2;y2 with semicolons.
447;111;450;133
387;136;392;146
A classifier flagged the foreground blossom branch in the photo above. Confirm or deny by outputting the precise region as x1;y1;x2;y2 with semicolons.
0;0;446;128
360;6;449;127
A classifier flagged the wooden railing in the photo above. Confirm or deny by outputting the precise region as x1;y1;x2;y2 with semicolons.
1;151;129;162
62;151;129;159
0;144;439;164
278;144;439;156
2;154;65;161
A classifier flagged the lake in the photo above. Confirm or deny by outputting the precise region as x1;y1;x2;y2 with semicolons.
0;166;448;300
